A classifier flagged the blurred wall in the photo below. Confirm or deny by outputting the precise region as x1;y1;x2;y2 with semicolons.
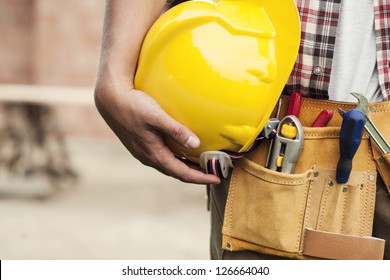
0;1;211;260
0;0;105;87
33;0;104;86
0;0;34;83
0;0;112;139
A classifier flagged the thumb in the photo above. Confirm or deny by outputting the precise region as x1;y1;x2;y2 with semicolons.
158;111;200;149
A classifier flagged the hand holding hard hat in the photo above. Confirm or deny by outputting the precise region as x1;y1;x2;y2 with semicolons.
135;0;300;168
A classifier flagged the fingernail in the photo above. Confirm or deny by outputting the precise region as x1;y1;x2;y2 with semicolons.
185;135;200;148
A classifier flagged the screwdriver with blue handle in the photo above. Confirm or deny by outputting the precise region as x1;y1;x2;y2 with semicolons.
336;92;366;183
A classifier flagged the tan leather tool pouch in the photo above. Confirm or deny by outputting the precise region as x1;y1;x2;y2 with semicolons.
367;101;390;195
222;98;387;260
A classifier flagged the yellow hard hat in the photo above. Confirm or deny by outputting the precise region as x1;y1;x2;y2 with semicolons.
135;0;300;163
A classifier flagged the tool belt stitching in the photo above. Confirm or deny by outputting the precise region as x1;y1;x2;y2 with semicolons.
368;103;390;111
317;178;329;231
362;170;368;236
297;184;310;252
303;132;339;138
301;179;314;253
304;133;370;139
300;106;331;112
301;99;356;108
340;183;348;233
302;100;390;113
239;161;314;185
361;139;375;236
301;229;308;255
372;108;390;113
226;168;238;241
365;145;376;235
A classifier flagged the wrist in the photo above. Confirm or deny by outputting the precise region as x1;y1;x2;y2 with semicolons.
95;60;134;91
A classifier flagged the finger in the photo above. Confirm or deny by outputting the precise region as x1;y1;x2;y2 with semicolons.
153;149;220;185
175;155;205;172
127;136;220;185
164;155;221;185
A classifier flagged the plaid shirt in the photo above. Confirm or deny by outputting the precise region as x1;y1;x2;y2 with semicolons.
285;0;390;101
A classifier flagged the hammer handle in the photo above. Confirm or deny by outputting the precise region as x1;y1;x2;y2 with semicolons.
336;109;365;183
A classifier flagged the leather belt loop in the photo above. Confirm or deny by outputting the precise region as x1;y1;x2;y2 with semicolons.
303;228;385;260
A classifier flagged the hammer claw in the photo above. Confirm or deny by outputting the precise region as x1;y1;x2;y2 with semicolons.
350;92;368;115
349;92;390;154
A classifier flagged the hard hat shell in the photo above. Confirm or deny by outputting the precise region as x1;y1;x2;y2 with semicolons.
135;0;300;163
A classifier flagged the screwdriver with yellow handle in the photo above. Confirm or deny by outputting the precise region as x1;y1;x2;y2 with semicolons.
269;115;304;173
277;92;302;170
268;92;303;173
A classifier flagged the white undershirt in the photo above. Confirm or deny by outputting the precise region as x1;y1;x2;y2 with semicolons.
328;0;382;102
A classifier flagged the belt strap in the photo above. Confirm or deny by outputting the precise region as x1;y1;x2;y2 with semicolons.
302;228;385;260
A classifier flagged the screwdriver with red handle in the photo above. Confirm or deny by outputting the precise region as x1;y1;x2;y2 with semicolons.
280;92;302;138
287;92;302;118
311;110;333;127
336;108;365;183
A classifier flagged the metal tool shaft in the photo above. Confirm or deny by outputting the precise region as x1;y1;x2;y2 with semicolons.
363;115;390;154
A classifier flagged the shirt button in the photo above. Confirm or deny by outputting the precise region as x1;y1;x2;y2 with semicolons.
313;66;323;75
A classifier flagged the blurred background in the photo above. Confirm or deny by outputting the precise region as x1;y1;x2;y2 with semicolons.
0;0;210;259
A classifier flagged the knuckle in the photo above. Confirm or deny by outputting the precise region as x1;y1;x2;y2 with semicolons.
145;110;161;127
179;174;192;183
177;167;195;183
171;125;186;141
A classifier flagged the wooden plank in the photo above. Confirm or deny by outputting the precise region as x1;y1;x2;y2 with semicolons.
0;84;94;105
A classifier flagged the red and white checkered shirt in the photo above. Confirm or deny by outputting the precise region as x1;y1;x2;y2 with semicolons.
285;0;390;100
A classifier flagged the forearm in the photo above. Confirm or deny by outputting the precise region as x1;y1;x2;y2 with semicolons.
96;0;167;88
93;0;221;185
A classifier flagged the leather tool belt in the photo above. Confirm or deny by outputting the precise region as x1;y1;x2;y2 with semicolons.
222;96;389;260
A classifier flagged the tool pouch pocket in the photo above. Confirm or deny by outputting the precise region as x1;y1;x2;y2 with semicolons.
222;157;314;258
367;101;390;195
222;126;385;259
